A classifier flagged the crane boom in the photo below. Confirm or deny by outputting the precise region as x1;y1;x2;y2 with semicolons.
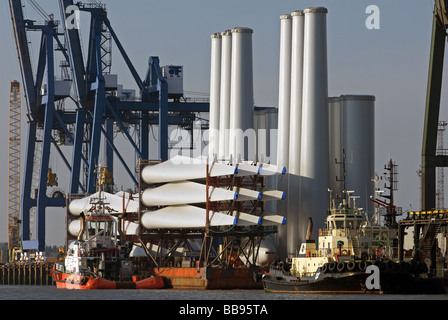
9;0;38;117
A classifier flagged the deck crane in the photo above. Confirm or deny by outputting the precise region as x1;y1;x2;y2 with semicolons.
422;0;448;210
9;0;209;251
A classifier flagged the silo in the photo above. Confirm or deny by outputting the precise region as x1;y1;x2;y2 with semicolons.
276;14;292;170
219;30;232;159
229;27;254;161
340;95;375;214
328;96;342;197
286;10;305;258
209;33;222;158
298;7;329;244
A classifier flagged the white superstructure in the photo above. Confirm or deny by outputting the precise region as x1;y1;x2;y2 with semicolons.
290;192;398;278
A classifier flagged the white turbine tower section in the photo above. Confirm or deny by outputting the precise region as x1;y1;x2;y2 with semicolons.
298;7;329;245
275;13;292;259
276;14;292;170
219;30;232;159
209;33;222;158
229;27;254;161
286;10;305;258
288;10;305;175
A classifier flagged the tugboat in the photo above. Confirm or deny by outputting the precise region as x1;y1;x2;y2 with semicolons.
261;158;445;294
51;171;165;290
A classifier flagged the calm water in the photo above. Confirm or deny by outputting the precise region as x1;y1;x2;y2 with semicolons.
1;285;447;300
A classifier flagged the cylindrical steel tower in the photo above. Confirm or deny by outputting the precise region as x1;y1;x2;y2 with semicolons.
277;14;292;170
340;95;375;214
288;10;305;176
275;14;292;258
209;33;222;158
229;27;254;161
328;96;342;197
286;10;305;257
219;30;232;159
298;7;329;244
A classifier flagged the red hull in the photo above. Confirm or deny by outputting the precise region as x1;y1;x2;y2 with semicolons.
51;270;165;290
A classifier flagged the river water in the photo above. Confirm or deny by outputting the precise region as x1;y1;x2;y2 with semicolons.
1;285;447;300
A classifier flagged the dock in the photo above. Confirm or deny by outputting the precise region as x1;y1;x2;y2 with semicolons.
398;210;448;276
0;263;54;286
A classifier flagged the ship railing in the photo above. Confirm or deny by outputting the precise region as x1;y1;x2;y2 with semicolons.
270;264;293;277
319;228;359;237
407;209;448;221
300;271;319;278
439;268;448;278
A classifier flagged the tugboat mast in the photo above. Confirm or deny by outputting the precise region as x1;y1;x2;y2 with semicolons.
370;159;402;229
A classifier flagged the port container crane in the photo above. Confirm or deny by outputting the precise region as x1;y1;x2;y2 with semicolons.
9;0;209;251
422;0;448;210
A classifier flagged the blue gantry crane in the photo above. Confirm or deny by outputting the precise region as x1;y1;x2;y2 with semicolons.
9;0;209;251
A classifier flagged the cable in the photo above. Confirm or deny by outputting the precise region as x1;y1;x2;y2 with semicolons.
26;0;50;21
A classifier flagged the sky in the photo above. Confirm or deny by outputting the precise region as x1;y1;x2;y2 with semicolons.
0;0;443;245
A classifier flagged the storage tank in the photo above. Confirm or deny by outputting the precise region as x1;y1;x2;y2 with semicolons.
298;7;329;246
286;10;305;258
209;33;222;158
328;96;342;197
219;30;232;159
229;27;254;161
340;95;375;214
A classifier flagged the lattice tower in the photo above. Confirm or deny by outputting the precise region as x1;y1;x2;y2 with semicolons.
8;81;21;250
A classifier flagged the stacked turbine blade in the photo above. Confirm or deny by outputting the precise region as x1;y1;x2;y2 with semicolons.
139;155;286;230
